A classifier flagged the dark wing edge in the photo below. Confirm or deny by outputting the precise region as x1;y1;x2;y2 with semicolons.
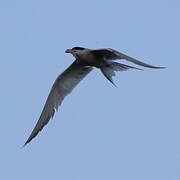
24;61;93;146
91;48;166;69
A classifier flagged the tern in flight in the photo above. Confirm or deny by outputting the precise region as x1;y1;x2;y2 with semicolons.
24;47;165;146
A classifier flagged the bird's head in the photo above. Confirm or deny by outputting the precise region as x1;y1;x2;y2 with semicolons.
65;47;85;58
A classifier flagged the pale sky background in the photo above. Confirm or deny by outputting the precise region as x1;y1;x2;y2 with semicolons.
0;0;180;179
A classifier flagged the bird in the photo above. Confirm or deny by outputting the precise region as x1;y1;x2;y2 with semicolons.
24;47;165;146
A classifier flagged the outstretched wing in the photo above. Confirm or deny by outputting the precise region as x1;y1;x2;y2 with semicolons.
91;48;165;69
24;61;93;146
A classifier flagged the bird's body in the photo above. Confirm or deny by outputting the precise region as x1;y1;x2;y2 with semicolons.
24;47;165;146
66;48;101;67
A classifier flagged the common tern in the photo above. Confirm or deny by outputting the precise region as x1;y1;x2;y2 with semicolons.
24;47;165;146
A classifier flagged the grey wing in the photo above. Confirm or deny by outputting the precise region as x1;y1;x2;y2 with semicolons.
24;61;93;146
91;48;165;69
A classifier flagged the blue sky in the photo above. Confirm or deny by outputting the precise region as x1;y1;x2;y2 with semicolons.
0;0;180;179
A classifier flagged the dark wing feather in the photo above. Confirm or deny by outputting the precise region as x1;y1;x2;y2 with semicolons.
91;48;165;69
24;61;93;146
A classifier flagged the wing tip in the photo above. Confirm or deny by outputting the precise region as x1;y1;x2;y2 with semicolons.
23;136;34;147
23;128;41;147
153;66;166;69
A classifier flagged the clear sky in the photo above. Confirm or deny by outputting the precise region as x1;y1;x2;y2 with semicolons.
0;0;179;179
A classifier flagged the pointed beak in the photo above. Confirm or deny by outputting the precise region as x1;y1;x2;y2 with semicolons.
65;49;72;53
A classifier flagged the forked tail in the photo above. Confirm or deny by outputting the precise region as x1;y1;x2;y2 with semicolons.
100;61;142;87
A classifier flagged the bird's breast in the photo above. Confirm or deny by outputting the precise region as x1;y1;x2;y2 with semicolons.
79;53;101;67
